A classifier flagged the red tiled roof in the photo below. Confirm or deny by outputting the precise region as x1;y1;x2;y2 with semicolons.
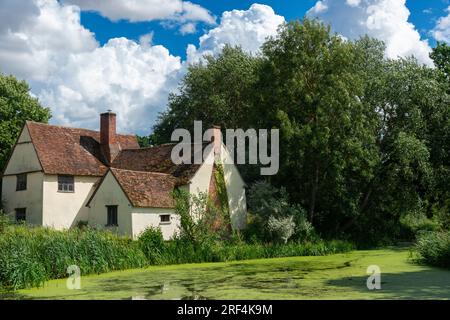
112;143;205;184
26;121;139;176
110;168;176;208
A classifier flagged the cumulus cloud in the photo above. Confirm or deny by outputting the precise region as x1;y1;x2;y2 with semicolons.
307;0;433;66
1;1;284;134
0;0;97;81
186;3;285;63
38;38;181;133
432;6;450;43
65;0;216;25
0;0;181;134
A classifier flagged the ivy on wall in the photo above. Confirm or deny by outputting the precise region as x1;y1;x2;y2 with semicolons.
214;162;231;227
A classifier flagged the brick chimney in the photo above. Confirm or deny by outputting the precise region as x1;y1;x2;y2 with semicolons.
100;111;120;164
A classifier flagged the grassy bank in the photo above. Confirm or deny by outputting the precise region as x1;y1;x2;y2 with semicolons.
414;231;450;269
7;248;450;300
0;225;147;290
0;223;354;291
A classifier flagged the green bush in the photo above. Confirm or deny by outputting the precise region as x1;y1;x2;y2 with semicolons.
141;235;354;266
414;231;450;268
400;211;441;239
0;226;146;290
267;215;295;244
246;181;315;243
0;211;9;234
137;227;166;264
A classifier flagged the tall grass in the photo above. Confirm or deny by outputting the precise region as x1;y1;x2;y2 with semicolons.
414;231;450;269
0;223;354;291
137;228;354;265
0;225;146;290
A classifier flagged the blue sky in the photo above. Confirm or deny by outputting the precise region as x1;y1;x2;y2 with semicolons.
79;0;448;60
1;0;450;134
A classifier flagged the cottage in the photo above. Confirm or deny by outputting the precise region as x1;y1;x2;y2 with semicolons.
1;112;247;239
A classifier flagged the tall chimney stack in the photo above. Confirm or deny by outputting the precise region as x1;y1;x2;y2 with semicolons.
100;111;119;164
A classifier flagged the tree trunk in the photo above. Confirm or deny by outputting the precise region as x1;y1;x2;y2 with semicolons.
309;164;319;223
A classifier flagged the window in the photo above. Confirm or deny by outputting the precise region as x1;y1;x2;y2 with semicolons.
58;175;74;192
160;214;171;224
15;208;26;223
16;174;27;191
106;206;118;227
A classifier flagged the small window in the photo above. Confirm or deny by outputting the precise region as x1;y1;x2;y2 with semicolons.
16;174;27;191
15;208;26;223
106;206;118;227
160;214;171;224
58;175;74;193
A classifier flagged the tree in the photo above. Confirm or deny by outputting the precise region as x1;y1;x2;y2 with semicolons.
256;20;378;229
153;19;450;244
0;73;51;171
152;45;261;144
430;42;450;82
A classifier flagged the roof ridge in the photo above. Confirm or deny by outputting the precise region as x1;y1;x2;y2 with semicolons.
26;120;136;137
110;167;175;177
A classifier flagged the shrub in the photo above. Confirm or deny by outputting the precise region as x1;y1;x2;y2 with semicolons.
414;231;450;268
0;226;146;290
137;227;166;264
0;211;9;234
267;215;295;244
246;181;314;243
400;211;441;239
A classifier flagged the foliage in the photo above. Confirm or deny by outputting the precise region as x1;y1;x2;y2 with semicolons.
172;186;231;245
0;220;353;291
0;210;8;234
214;163;230;216
246;180;314;243
0;226;146;290
139;235;353;266
152;45;261;144
414;231;450;269
400;210;441;239
0;73;51;171
430;42;450;82
151;18;450;245
267;215;295;244
137;227;165;265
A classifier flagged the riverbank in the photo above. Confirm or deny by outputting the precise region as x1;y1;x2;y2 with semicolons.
4;248;450;300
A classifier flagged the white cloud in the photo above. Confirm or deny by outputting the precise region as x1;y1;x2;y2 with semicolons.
39;38;181;133
432;6;450;43
187;3;285;63
308;0;433;66
65;0;216;24
0;0;181;134
0;2;285;134
180;22;197;35
0;0;97;81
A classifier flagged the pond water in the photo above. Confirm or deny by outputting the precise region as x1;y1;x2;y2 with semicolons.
3;249;450;300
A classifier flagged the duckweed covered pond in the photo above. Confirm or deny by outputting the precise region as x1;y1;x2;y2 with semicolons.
3;248;450;300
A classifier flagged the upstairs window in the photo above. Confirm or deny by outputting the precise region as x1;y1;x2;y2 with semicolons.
58;175;74;193
160;214;171;224
16;174;27;191
15;208;26;223
106;206;118;227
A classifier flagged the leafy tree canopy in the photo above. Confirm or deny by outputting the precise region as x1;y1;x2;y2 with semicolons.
0;73;51;171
